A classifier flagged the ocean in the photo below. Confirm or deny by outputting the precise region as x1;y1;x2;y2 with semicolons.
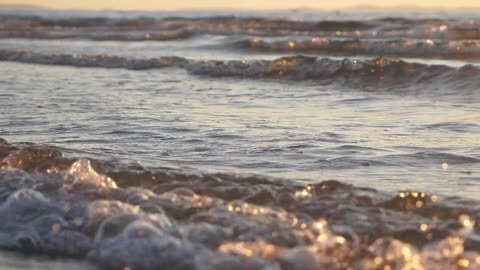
0;8;479;269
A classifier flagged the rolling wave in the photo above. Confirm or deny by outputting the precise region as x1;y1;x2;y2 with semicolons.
1;50;479;90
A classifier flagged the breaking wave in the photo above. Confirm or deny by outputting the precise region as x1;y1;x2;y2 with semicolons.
1;138;480;269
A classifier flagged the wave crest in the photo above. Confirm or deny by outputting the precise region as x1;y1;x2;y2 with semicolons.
1;50;479;90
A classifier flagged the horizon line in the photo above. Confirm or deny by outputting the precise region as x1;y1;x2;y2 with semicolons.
2;3;480;12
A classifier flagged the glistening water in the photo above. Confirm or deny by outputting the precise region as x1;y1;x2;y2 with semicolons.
0;8;480;270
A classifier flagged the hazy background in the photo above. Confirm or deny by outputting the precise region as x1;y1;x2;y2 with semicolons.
1;0;480;10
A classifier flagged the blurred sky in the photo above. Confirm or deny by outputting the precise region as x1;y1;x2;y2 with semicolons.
1;0;480;10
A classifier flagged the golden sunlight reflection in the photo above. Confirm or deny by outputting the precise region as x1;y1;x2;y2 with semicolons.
295;185;314;198
459;214;474;229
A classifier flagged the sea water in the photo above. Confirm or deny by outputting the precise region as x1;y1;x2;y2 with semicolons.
0;8;479;269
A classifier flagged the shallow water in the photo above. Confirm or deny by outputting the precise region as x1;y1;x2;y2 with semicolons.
0;8;480;270
1;60;479;197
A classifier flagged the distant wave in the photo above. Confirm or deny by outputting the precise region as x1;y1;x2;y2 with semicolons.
1;15;480;41
236;38;480;60
1;50;479;90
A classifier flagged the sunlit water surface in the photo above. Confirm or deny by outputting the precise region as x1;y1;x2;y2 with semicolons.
1;62;479;197
0;9;480;270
